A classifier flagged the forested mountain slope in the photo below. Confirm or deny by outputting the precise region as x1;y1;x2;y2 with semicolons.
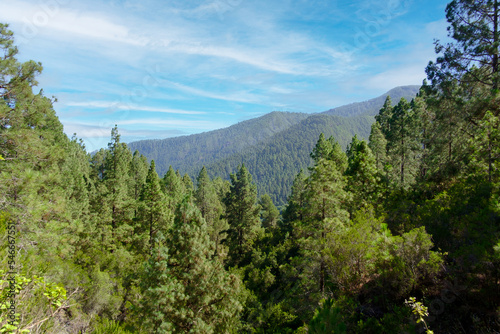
198;114;374;205
322;85;420;117
129;87;417;205
128;111;308;176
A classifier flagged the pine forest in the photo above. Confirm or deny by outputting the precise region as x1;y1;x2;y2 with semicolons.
1;0;500;333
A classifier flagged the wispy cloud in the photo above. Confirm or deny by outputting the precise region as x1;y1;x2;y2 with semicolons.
65;101;207;115
159;80;261;104
117;118;219;128
1;1;144;45
362;64;426;91
2;0;450;152
63;122;187;138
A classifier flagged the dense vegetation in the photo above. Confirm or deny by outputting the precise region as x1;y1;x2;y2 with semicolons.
1;1;500;332
129;87;419;206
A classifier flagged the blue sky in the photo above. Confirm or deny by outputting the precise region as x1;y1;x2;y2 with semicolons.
2;0;450;151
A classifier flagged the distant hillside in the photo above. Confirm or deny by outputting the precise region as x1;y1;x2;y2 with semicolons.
128;86;419;206
129;111;308;176
130;113;373;206
322;85;420;117
199;114;374;206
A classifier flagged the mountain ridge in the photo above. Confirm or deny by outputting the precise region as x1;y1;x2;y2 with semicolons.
322;85;421;117
128;85;421;205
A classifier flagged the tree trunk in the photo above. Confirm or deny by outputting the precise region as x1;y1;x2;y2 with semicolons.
493;0;499;90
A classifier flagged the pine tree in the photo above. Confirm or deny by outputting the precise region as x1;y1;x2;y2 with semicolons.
0;23;66;168
423;83;470;183
129;150;149;210
468;110;500;184
310;133;333;163
259;194;280;229
426;0;500;91
386;98;421;188
162;166;184;212
346;137;382;212
223;165;263;268
327;137;348;174
299;137;350;298
182;173;194;194
137;160;170;252
0;23;71;254
412;90;434;180
282;169;308;228
136;232;175;333
375;96;393;138
61;137;92;224
137;197;244;333
59;137;94;260
368;121;388;172
195;166;227;257
103;126;133;252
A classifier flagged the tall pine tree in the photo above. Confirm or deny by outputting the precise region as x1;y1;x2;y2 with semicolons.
223;165;262;268
137;197;244;333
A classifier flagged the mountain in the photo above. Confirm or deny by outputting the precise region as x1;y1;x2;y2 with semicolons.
322;85;421;117
128;85;420;206
199;114;374;205
128;111;308;177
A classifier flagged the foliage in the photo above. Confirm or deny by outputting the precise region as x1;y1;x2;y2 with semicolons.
136;197;244;333
2;7;500;332
0;269;68;333
223;165;263;268
405;297;434;334
308;299;347;334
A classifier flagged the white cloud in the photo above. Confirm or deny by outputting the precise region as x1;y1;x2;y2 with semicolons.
159;80;261;104
65;101;206;115
3;0;356;80
63;119;226;130
1;1;145;45
362;64;426;91
63;122;186;138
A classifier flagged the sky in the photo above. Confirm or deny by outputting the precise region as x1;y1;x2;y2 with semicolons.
1;0;450;152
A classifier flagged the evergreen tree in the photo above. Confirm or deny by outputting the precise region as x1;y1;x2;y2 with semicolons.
327;137;348;174
468;110;500;184
61;137;92;224
368;121;388;172
223;165;263;268
412;90;434;180
129;150;149;207
195;167;219;221
195;166;227;257
423;83;470;183
346;137;382;212
60;137;94;261
103;126;133;251
426;0;500;91
310;133;332;163
259;194;280;229
282;169;308;228
298;138;350;299
137;160;170;252
386;98;421;188
136;232;173;333
137;197;244;333
0;23;66;168
375;96;393;138
162;166;184;211
182;173;194;194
